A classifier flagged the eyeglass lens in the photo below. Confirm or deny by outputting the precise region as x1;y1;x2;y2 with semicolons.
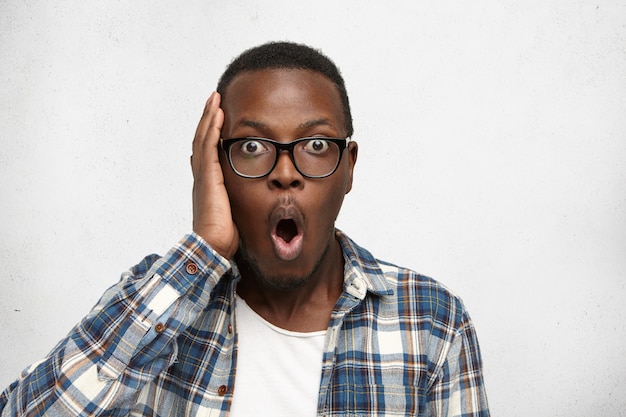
229;138;341;178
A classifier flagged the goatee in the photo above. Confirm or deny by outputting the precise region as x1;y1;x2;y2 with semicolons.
234;238;331;291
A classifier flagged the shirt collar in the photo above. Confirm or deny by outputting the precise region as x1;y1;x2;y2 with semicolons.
335;229;394;299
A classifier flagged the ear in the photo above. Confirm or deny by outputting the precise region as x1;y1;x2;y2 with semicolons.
345;141;358;194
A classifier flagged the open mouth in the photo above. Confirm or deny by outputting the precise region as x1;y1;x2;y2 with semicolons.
270;206;304;261
276;218;298;243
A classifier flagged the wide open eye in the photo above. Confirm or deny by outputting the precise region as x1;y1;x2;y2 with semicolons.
238;139;269;156
302;138;330;155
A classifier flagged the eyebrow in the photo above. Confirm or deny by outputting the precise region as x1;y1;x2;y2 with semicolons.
235;118;335;131
236;119;268;129
298;118;334;129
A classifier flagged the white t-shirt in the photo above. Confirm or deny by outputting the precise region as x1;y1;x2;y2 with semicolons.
228;297;326;417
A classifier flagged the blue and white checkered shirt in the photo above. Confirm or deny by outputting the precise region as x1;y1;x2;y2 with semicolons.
0;230;489;416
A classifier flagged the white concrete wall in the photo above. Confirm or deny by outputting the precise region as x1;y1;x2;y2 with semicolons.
1;1;625;415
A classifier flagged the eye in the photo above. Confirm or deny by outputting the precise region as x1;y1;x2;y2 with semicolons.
302;138;330;154
238;139;268;156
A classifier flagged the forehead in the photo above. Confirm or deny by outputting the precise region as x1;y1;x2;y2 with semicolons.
220;69;346;137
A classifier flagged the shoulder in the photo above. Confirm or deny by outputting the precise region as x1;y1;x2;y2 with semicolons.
337;229;470;330
382;260;469;330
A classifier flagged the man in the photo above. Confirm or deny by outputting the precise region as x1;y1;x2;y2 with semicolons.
0;42;489;416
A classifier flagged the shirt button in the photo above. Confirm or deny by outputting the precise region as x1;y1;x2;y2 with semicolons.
155;322;165;333
185;262;198;275
228;324;233;334
217;385;228;396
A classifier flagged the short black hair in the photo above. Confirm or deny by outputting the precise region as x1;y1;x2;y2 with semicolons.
216;41;353;137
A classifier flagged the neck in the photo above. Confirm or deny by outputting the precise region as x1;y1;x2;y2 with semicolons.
235;237;344;332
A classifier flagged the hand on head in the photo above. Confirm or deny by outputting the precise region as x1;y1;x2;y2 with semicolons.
191;92;239;259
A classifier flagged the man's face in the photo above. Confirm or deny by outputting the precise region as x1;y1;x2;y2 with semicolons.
219;68;357;289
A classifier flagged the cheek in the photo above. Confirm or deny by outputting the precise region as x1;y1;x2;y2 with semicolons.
331;163;354;200
227;184;265;222
312;182;349;225
307;162;353;223
222;170;264;225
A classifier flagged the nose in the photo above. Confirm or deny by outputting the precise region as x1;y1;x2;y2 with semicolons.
268;151;303;189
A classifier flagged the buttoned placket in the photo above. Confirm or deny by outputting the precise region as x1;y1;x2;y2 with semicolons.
316;275;369;416
213;271;240;415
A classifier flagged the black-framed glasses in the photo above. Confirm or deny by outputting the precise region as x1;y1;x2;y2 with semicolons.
221;136;349;179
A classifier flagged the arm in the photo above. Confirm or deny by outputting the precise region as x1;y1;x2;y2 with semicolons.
0;92;239;416
0;233;229;416
427;310;490;417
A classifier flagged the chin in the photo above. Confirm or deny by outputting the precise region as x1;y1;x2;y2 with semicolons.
235;240;329;292
255;273;311;291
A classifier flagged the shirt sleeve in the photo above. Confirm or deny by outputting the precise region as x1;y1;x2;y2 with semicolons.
427;308;490;417
0;233;230;417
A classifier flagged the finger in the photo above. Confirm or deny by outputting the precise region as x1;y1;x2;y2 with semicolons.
192;92;223;173
193;92;218;151
198;102;224;168
204;94;224;150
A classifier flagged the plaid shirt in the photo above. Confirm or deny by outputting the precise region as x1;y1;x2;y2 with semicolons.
1;230;489;416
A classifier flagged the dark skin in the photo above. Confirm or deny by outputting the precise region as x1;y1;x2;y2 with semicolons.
191;69;358;332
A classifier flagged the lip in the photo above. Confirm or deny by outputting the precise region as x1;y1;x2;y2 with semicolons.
269;203;304;261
